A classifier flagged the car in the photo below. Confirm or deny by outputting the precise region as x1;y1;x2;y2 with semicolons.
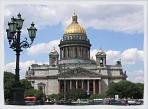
56;98;72;105
77;99;89;105
44;100;55;105
127;100;136;105
25;100;39;105
109;99;126;105
135;99;143;105
93;99;104;105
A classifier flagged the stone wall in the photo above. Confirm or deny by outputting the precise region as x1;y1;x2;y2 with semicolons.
33;79;59;95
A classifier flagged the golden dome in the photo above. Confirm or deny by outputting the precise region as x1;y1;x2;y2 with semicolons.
64;14;86;35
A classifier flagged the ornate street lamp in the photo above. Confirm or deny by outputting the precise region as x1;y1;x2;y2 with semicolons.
6;13;37;105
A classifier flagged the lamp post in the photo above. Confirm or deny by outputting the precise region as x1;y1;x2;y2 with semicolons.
6;13;37;105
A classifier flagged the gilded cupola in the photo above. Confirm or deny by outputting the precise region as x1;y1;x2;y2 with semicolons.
96;48;106;56
64;14;86;35
59;13;91;62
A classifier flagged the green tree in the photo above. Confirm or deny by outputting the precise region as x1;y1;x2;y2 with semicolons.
135;83;144;99
90;93;105;99
4;71;15;100
20;79;44;100
136;83;144;92
25;88;45;104
24;88;43;97
106;80;143;99
4;72;44;102
20;79;45;104
48;94;61;101
66;89;87;100
20;79;33;89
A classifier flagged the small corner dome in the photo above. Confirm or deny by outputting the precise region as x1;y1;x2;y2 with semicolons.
90;56;96;63
96;48;106;56
49;47;59;55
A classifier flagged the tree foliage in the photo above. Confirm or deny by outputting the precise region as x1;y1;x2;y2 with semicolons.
90;93;105;99
48;89;88;101
106;80;144;99
66;89;87;100
4;72;44;101
4;72;15;99
20;79;44;99
48;94;61;101
20;79;33;90
24;88;43;97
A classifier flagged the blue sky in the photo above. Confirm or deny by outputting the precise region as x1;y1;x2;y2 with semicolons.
4;3;144;83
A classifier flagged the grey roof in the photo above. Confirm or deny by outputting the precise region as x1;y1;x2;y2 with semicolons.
58;58;96;64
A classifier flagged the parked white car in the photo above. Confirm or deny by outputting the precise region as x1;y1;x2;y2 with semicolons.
93;99;104;105
77;99;89;104
128;100;136;105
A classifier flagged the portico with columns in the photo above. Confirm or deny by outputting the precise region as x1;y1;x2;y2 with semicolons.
58;67;102;95
58;79;101;95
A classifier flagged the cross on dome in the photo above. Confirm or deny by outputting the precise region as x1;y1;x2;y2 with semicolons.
72;12;78;23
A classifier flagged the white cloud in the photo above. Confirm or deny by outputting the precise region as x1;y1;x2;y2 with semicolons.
4;4;144;34
127;70;144;83
27;39;60;56
134;74;144;83
90;48;143;65
27;39;144;65
107;48;143;65
121;48;143;64
106;50;121;60
5;60;35;79
4;60;47;79
28;40;144;65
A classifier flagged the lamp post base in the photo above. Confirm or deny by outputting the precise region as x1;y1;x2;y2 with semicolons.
9;87;26;105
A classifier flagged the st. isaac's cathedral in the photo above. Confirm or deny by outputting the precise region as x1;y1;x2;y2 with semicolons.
26;14;127;96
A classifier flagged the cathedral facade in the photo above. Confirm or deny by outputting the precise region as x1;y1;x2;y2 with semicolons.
26;14;127;96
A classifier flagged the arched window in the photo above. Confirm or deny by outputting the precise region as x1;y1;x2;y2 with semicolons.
37;82;46;94
70;36;72;40
100;58;103;65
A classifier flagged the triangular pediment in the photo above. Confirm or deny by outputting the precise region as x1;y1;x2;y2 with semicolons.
58;67;100;78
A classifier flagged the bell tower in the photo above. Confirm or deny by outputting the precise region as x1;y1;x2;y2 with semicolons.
96;48;106;66
49;47;59;66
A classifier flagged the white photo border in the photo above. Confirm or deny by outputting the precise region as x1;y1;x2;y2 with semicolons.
0;0;147;109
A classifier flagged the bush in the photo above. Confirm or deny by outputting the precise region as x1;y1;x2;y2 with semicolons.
48;94;61;101
66;89;87;100
90;93;105;99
